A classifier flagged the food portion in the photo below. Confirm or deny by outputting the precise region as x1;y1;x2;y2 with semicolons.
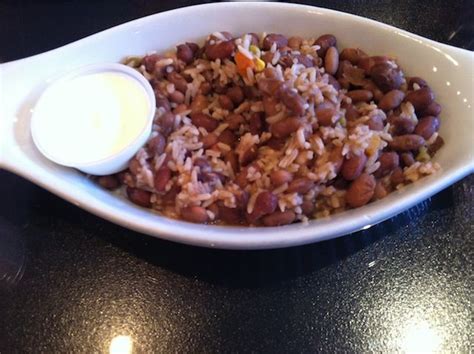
96;31;444;226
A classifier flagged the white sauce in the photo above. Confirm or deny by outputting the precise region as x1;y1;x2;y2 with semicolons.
33;71;150;165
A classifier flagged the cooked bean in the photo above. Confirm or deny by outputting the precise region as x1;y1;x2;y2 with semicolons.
167;72;188;93
266;136;287;150
158;112;176;136
404;87;434;111
261;51;274;64
218;129;237;147
258;78;283;96
226;113;245;130
342;153;368;181
198;82;212;95
315;101;336;126
324;46;339;75
190;112;218;131
154;166;171;192
390;167;405;187
173;104;189;115
358;56;389;75
295;54;314;68
169;90;184;104
142;54;161;73
270;170;293;187
270;117;303;138
338;77;351;90
343;102;360;121
415;116;440;139
249;112;265;135
127;187;152;208
367;112;385;131
185;42;199;54
218;204;242;224
181;206;209;223
376;152;399;177
388;114;416;135
347;89;373;103
263;33;288;50
205;40;235;60
407;77;428;90
373;181;388;200
288;36;303;49
202;133;218;149
362;81;384;102
98;175;120;190
280;87;306;115
148;133;166;155
190;94;208;113
369;62;403;92
315;34;337;58
176;44;194;64
419;101;441;117
248;191;278;222
200;171;225;185
240;146;258;166
218;95;234;110
155;93;171;111
262;211;296;226
243;85;260;99
301;200;315;216
263;96;279;116
340;48;368;65
378;89;405;111
226;86;244;105
400;152;415;167
287;178;314;194
345;173;376;208
389;134;425;151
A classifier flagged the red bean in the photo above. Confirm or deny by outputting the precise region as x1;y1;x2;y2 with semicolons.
270;170;293;187
342;153;367;181
294;54;314;68
154;166;171;192
389;134;425;151
329;145;344;175
240;146;258;166
218;95;234;110
262;211;296;226
415;116;440;139
375;152;399;177
343;102;360;121
258;78;283;96
129;158;141;175
327;75;341;90
167;71;188;94
301;200;315;216
190;94;208;113
288;36;303;50
280;87;306;115
345;173;376;208
287;178;314;194
148;133;166;155
218;129;237;147
407;77;428;90
419;101;441;117
270;117;303;138
224;151;239;173
427;136;444;156
218;205;242;225
347;89;373;103
176;44;194;64
401;152;415;167
226;86;244;105
390;167;405;187
316;102;336;126
127;187;152;208
142;54;161;73
324;47;339;75
405;87;435;112
205;40;235;60
369;63;403;92
367;112;385;131
155;92;171;112
358;56;389;75
378;89;405;111
190;113;219;132
158;112;176;136
226;113;245;130
388;114;416;135
373;181;388;200
263;96;279;116
98;175;120;190
181;206;209;223
249;112;265;135
248;191;278;222
202;133;218;149
340;48;368;65
315;34;337;58
169;90;184;104
263;33;288;50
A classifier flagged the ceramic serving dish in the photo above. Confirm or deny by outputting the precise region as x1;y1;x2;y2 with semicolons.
1;2;473;249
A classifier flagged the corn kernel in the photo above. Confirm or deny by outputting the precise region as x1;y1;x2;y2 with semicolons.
249;45;261;57
254;57;265;72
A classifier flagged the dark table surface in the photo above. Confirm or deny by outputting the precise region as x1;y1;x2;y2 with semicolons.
1;1;473;352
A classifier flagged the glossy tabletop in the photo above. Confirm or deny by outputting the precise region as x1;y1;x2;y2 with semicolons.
0;1;472;352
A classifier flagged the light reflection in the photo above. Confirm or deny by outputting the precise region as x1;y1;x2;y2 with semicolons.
446;81;451;86
109;335;133;354
432;66;438;72
463;98;467;103
457;91;461;95
399;319;442;353
361;224;373;230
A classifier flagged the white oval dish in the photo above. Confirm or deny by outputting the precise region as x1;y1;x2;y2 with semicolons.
30;63;156;175
0;3;473;249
